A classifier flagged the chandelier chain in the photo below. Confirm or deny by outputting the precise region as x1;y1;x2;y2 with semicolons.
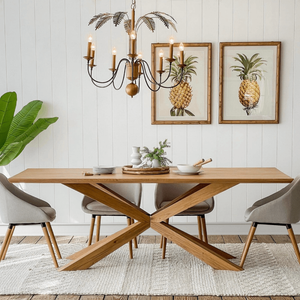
131;0;136;10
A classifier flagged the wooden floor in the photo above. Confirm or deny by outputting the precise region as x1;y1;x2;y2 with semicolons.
0;234;300;300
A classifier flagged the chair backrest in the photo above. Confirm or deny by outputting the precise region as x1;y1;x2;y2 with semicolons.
0;174;50;223
274;175;300;223
82;183;142;208
155;183;214;210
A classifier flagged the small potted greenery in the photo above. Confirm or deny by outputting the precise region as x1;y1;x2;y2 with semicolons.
140;139;172;168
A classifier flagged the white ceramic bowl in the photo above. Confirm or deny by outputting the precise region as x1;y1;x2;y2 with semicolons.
93;165;115;174
177;164;202;173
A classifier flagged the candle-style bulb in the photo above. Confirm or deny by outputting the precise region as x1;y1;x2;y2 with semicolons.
138;51;143;60
90;44;95;59
88;35;92;42
130;30;136;40
159;49;164;57
169;37;174;44
179;42;184;51
112;47;117;55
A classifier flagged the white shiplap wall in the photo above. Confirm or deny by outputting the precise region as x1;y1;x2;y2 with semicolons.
0;0;300;235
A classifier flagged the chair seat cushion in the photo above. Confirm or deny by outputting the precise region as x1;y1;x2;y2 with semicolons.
160;200;213;216
83;201;125;216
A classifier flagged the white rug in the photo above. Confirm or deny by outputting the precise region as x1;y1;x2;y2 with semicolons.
0;243;299;296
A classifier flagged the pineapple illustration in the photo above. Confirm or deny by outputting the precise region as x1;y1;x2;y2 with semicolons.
168;55;198;116
231;53;266;115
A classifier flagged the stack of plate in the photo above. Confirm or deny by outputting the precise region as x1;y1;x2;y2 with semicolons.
93;166;115;174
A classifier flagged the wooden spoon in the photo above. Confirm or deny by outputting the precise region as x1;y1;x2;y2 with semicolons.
197;158;212;167
193;159;204;167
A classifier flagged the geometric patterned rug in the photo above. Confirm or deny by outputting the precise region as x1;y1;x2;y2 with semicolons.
0;243;299;296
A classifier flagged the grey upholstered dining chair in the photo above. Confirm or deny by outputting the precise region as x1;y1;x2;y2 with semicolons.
0;174;61;268
240;175;300;268
154;183;215;259
81;183;142;259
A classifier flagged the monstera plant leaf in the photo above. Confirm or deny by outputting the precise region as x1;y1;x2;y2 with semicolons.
0;92;58;166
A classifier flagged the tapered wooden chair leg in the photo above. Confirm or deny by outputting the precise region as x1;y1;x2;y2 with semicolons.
127;217;133;259
131;219;138;248
200;215;208;243
41;223;58;268
46;222;62;259
160;219;169;249
287;224;300;264
197;216;203;240
240;222;257;268
0;225;13;260
159;235;163;248
88;215;96;246
95;216;101;242
2;225;15;260
162;219;169;259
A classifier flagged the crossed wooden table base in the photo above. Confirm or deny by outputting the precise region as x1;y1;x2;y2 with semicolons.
61;181;241;271
9;167;293;272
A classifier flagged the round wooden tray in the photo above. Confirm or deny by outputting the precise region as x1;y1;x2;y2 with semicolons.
122;165;170;175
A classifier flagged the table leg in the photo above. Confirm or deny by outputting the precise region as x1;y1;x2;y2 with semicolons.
151;222;241;271
151;182;242;271
60;220;149;271
58;183;150;271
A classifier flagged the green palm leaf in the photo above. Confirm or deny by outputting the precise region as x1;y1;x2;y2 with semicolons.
13;117;58;146
0;141;24;166
1;100;43;151
0;92;17;149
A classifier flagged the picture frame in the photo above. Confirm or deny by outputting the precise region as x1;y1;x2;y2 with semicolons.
151;43;211;125
219;42;281;124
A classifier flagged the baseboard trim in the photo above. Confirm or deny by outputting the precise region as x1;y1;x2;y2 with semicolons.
1;222;299;236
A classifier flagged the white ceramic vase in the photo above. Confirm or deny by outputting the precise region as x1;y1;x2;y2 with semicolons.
131;146;142;168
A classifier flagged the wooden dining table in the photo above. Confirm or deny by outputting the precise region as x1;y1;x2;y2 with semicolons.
9;167;293;272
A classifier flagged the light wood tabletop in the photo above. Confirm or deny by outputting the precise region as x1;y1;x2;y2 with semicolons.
9;167;293;184
8;167;293;272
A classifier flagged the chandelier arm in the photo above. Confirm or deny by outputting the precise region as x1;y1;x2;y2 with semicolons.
159;62;173;85
140;64;162;92
112;63;127;90
87;58;130;85
87;63;114;84
140;60;162;86
90;79;114;89
142;74;162;92
137;75;141;91
141;61;185;91
158;69;185;89
141;59;179;87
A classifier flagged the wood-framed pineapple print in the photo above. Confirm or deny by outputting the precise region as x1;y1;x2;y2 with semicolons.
219;42;281;124
151;43;211;125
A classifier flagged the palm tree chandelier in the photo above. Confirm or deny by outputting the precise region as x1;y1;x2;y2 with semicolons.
84;0;186;97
